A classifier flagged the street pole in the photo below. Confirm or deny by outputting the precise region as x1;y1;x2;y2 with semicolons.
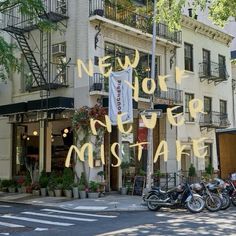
146;0;157;190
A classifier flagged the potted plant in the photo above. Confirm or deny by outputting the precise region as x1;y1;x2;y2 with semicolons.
8;180;17;193
32;182;40;196
188;164;197;184
54;183;63;197
1;180;10;192
120;162;130;195
16;176;25;193
72;183;79;199
39;171;48;197
22;173;31;193
62;168;74;198
88;181;99;198
78;184;86;199
47;171;57;197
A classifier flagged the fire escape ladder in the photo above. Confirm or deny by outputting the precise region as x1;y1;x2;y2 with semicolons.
13;28;48;88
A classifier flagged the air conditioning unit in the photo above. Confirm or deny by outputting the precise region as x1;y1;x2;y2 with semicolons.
9;114;22;123
52;43;66;56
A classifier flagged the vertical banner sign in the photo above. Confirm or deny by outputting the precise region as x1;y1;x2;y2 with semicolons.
109;67;133;125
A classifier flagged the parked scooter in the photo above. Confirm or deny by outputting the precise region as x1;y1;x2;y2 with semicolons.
143;181;205;213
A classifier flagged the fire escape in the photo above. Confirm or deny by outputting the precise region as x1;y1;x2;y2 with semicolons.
1;0;69;95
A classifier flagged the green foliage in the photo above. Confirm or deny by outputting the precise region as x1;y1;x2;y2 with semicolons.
48;171;57;190
188;164;196;177
39;171;48;188
155;0;236;30
79;172;87;186
24;172;32;186
62;168;74;190
89;181;99;192
1;179;11;188
205;163;214;175
78;184;86;191
139;169;146;176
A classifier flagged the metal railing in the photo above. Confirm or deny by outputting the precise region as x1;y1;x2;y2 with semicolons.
199;111;230;128
89;0;182;44
199;61;228;81
155;87;183;105
1;0;68;30
89;73;183;105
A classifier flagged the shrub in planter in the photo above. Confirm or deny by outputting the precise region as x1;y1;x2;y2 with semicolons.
62;168;74;198
72;183;79;199
47;171;57;197
32;183;40;196
8;180;17;193
54;183;63;197
1;179;10;192
78;184;86;199
39;171;48;197
88;181;99;198
22;172;32;193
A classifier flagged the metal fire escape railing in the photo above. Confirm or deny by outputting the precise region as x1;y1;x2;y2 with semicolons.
199;111;230;128
0;0;68;91
89;0;182;44
199;61;229;85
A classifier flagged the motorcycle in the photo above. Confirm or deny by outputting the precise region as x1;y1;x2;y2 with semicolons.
225;180;236;206
207;178;231;210
191;181;222;212
143;182;205;213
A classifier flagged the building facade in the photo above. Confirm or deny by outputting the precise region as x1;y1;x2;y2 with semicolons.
0;0;233;189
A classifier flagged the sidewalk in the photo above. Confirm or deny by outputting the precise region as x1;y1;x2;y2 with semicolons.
0;192;148;212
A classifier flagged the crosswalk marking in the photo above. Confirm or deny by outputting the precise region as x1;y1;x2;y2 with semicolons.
22;212;97;222
0;221;25;228
1;215;74;226
74;206;108;210
0;205;11;208
41;209;117;218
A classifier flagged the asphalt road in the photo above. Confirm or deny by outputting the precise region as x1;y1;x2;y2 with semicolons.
0;202;235;236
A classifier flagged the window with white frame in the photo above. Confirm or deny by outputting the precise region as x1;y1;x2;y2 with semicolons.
185;93;194;122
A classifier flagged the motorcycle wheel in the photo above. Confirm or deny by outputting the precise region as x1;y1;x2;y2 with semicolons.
231;193;236;206
186;196;205;213
220;193;231;210
147;194;161;211
205;194;222;212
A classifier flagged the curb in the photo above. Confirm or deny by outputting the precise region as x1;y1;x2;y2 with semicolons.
0;199;148;212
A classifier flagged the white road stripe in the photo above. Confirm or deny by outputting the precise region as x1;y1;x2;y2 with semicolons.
1;215;73;226
41;209;117;218
0;221;25;228
22;212;97;222
74;206;108;210
0;205;11;208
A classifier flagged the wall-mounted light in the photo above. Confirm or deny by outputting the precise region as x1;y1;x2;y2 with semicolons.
64;128;69;134
27;137;30;141
63;133;67;138
51;138;55;142
22;134;27;140
33;131;38;136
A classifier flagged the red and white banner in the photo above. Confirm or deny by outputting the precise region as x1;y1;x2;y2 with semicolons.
108;67;133;125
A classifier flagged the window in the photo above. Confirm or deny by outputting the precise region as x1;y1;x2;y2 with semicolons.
205;143;212;169
184;43;193;71
220;100;227;115
203;49;211;76
218;55;226;79
204;96;212;113
185;93;194;122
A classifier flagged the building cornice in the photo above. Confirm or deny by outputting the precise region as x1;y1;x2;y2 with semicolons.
181;15;234;46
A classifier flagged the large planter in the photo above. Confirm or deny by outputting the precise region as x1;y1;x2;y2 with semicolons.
88;192;99;199
79;191;87;199
32;190;40;196
40;188;47;197
72;187;79;199
54;189;62;197
48;190;54;197
8;187;16;193
64;189;72;198
17;187;22;193
21;186;27;193
120;187;128;195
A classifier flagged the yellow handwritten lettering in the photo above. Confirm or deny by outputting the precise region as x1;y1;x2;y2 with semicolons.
167;106;185;126
77;59;93;78
117;113;133;134
189;99;205;119
125;76;139;102
117;49;140;70
90;115;111;135
154;141;168;163
99;56;112;77
192;138;208;158
111;143;122;167
130;142;149;161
